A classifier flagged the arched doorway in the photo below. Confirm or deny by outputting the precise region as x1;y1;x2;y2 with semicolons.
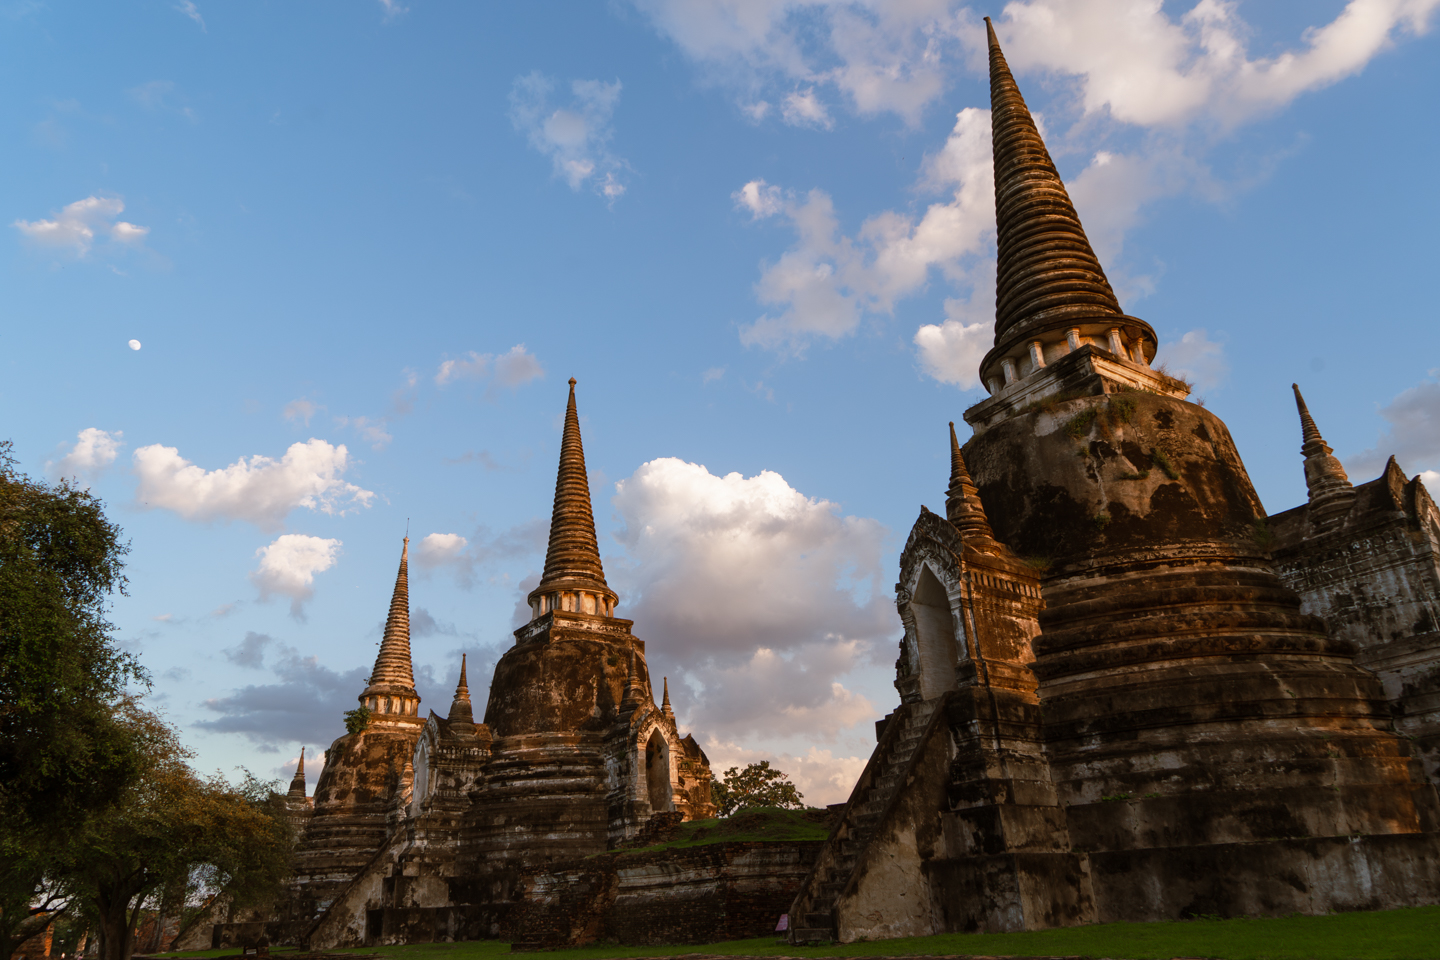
912;564;959;700
645;728;672;813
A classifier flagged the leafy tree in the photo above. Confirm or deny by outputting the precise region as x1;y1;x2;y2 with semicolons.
60;706;292;960
1;442;147;959
711;761;804;817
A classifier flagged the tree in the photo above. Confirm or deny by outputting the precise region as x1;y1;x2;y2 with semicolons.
1;442;147;959
60;707;292;960
711;761;804;816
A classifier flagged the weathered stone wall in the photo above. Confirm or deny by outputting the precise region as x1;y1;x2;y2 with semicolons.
1270;460;1440;782
512;841;820;948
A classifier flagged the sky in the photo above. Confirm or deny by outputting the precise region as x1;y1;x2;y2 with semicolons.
4;0;1439;806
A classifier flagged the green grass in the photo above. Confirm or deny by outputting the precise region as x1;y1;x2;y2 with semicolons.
156;906;1440;960
604;806;830;857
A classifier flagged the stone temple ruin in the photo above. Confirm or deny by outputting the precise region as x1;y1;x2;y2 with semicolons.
783;19;1440;943
213;378;717;948
207;19;1440;951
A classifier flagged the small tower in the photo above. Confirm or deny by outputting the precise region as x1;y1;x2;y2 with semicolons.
357;538;423;728
661;677;674;721
945;422;994;542
288;747;308;799
447;653;475;736
1292;383;1357;527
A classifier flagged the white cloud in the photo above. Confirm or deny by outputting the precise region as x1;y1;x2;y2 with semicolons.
1421;470;1440;491
609;457;893;748
250;534;342;618
510;73;628;200
174;0;205;30
413;521;548;587
435;344;544;390
1157;328;1228;393
378;0;408;21
1350;372;1440;480
415;532;468;567
49;428;124;484
133;438;374;531
733;179;784;219
914;314;991;390
128;339;142;351
781;88;833;128
740;106;994;354
13;196;149;256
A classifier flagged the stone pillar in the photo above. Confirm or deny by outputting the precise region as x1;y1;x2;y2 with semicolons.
1002;358;1018;384
1029;341;1046;369
1106;327;1125;357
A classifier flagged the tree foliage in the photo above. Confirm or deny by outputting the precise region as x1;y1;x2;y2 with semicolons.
0;442;148;960
60;707;292;960
711;760;804;817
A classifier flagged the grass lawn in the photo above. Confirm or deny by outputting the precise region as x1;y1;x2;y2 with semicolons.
158;905;1440;960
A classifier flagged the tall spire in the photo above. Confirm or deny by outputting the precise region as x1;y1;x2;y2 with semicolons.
448;653;475;732
662;677;674;721
371;537;416;688
359;537;421;723
946;422;995;541
288;747;307;798
1292;384;1355;526
986;17;1123;345
528;379;618;619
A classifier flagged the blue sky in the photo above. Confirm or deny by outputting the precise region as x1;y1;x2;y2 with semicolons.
4;0;1438;804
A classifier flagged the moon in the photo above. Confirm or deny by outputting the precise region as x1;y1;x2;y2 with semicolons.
128;340;142;351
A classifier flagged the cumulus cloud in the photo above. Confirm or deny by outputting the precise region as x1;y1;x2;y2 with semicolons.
608;457;892;748
414;521;548;587
334;415;392;451
48;427;124;484
733;179;784;220
739;106;994;354
435;344;544;391
510;73;628;200
1349;372;1440;480
133;438;374;531
250;534;342;618
13;196;149;256
781;88;833;128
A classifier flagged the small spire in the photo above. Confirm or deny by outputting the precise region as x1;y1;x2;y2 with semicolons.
623;648;641;706
1292;384;1355;526
361;537;420;717
662;677;674;720
448;654;475;730
288;747;307;798
985;17;1123;347
529;379;619;618
946;422;995;541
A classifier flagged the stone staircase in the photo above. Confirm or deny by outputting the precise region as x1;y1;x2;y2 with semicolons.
787;693;949;943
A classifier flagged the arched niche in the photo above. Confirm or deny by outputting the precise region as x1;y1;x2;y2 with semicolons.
645;728;672;813
912;564;960;700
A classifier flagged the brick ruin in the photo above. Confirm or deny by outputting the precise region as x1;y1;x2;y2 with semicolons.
208;22;1440;950
212;378;717;949
783;19;1440;942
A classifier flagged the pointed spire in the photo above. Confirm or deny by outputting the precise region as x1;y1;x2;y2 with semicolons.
985;18;1123;345
946;422;995;541
529;379;618;619
448;653;475;730
359;538;421;722
1292;384;1355;526
288;747;307;798
370;537;417;689
662;677;674;720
